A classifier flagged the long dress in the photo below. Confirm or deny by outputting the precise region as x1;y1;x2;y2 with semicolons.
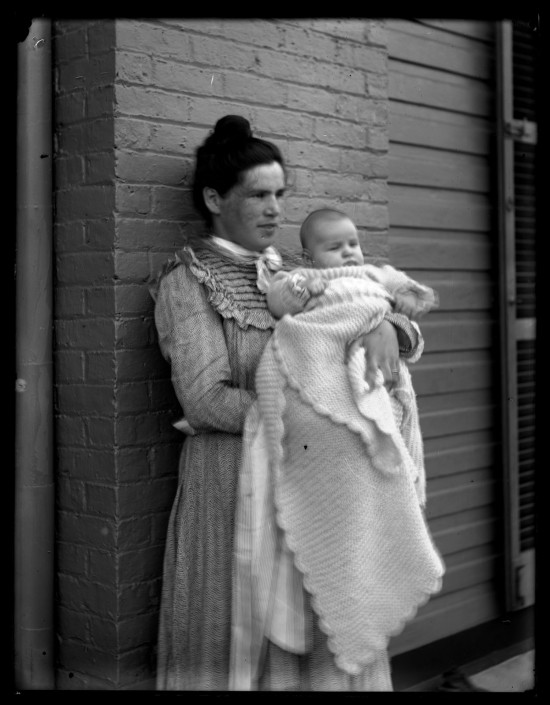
152;242;420;691
153;244;276;690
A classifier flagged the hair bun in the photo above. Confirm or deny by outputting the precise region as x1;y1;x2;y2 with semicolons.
212;115;252;145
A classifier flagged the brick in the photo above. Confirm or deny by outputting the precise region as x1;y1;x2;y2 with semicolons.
57;606;89;642
69;445;116;476
339;150;389;179
115;284;154;315
348;202;389;230
86;484;117;516
119;547;164;583
86;152;115;184
116;183;151;215
57;541;88;577
280;23;338;62
117;645;155;687
190;33;256;72
54;221;86;254
366;125;389;152
56;415;87;446
55;155;84;194
86;417;116;447
115;318;154;349
311;172;371;200
116;383;150;413
88;548;117;584
87;20;116;55
286;140;341;172
118;516;154;550
119;478;176;518
116;447;151;482
146;443;180;480
58;479;87;513
56;252;114;286
58;572;117;616
256;50;365;94
56;185;116;221
150;510;173;544
55;318;115;350
189;18;284;50
252;106;315;142
118;580;162;616
57;512;117;553
53;27;87;63
115;349;166;382
149;185;189;219
58;54;115;92
55;91;86;125
114;251;151;283
116;151;184;186
116;218;183;251
86;85;116;119
54;351;85;382
57;383;115;415
113;118;153;151
366;72;389;99
151;58;223;98
86;287;116;317
115;84;189;123
85;219;116;250
157;412;183;443
57;640;119;684
115;20;193;61
118;613;158;651
336;43;387;74
57;119;115;157
115;414;159;447
314;117;368;149
222;72;288;107
308;19;369;43
86;352;116;383
116;51;153;84
335;95;387;126
285;84;337;117
366;21;388;48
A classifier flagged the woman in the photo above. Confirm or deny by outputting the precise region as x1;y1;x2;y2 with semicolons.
151;115;420;690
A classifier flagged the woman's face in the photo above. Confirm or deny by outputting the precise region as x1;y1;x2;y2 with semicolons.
208;162;286;252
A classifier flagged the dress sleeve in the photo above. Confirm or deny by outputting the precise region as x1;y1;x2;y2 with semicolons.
154;264;255;433
385;312;424;363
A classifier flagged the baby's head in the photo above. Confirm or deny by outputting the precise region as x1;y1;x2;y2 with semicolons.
300;208;365;268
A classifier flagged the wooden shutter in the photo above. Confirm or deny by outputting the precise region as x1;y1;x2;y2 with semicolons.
497;19;537;610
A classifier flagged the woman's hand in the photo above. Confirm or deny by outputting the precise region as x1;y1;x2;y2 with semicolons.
355;319;400;390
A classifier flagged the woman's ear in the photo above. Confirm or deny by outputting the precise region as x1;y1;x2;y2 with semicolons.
203;187;221;216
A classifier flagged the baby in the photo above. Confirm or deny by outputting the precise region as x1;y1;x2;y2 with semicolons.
267;207;437;397
268;207;437;324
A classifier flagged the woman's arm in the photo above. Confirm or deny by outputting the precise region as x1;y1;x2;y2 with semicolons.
155;265;255;434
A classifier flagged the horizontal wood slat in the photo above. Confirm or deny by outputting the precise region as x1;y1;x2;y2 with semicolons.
389;102;493;154
389;60;494;118
388;21;494;80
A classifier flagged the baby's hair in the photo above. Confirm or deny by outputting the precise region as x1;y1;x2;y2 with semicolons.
300;207;354;251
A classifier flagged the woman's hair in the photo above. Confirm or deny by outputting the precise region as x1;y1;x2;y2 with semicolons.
192;115;285;226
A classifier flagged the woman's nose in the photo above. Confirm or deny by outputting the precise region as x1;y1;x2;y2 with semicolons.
265;195;281;215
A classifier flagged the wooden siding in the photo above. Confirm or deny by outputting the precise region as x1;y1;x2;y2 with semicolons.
386;19;503;656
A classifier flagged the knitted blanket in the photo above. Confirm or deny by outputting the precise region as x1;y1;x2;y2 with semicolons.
231;276;444;685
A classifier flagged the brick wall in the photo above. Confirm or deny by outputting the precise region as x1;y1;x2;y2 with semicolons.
53;17;389;689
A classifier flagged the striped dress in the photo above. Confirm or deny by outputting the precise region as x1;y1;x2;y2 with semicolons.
153;242;416;691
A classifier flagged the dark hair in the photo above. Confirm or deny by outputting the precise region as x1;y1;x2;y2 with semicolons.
192;115;285;226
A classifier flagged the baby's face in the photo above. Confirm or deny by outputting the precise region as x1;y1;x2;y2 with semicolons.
308;218;365;268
